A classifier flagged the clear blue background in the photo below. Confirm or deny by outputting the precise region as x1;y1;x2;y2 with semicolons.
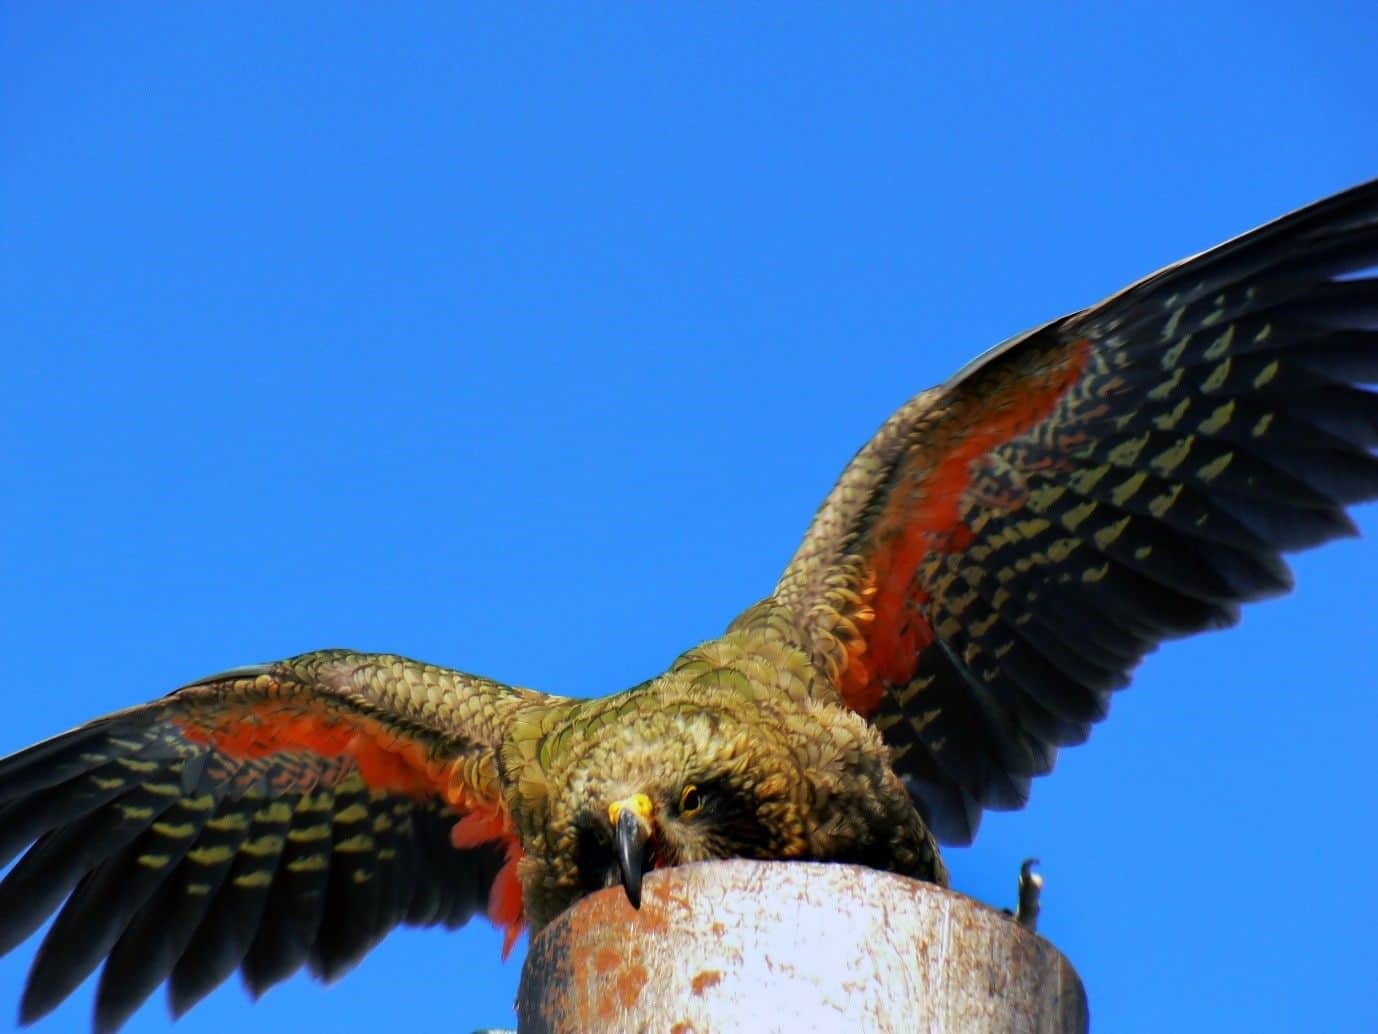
3;5;1377;1032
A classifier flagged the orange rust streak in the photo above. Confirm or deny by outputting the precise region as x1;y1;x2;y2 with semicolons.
838;339;1092;715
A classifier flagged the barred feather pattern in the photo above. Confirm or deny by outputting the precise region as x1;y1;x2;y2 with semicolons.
0;654;518;1032
779;180;1378;844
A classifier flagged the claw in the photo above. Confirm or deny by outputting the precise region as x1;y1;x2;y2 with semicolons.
1015;857;1043;932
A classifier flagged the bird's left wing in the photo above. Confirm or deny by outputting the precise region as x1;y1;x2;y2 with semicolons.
0;650;551;1031
770;178;1378;846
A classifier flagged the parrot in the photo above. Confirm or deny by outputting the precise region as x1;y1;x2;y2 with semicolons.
2;177;1377;1032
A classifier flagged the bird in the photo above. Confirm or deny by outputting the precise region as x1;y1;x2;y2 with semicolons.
2;177;1377;1032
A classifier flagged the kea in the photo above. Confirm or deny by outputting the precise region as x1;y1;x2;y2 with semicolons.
3;179;1378;1032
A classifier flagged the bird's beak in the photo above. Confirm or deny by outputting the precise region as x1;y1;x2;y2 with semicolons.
608;793;654;909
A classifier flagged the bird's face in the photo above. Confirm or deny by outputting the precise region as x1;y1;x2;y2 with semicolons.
522;698;812;923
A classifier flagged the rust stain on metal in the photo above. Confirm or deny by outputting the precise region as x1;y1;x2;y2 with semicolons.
613;959;648;1010
515;860;1088;1033
689;969;722;996
593;991;614;1025
636;884;673;934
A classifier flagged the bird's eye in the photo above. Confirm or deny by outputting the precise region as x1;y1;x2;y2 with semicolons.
679;784;703;816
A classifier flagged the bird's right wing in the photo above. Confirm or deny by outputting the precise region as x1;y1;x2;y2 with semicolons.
0;650;556;1031
771;178;1378;846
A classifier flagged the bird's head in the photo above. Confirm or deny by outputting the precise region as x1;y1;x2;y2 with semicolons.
518;694;813;922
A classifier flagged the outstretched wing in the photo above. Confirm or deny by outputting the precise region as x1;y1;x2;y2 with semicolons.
0;650;549;1032
774;179;1378;845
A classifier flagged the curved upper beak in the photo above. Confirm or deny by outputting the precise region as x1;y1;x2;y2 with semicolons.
608;793;653;909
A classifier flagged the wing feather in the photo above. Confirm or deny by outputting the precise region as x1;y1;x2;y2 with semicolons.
773;177;1378;843
0;649;551;1030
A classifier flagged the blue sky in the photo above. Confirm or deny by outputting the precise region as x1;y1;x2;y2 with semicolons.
3;5;1377;1032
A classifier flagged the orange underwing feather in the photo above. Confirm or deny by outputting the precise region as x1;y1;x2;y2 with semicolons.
175;703;446;797
837;338;1092;716
176;697;528;952
450;806;526;957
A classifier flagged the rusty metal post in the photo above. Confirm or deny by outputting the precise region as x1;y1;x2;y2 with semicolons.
515;860;1087;1033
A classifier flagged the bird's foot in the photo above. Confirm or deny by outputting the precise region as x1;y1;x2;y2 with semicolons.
1014;857;1042;931
1000;857;1043;932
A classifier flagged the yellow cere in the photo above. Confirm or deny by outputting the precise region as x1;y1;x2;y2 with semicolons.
608;792;654;825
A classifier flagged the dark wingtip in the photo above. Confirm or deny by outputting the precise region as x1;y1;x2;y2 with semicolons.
93;998;135;1034
19;980;62;1029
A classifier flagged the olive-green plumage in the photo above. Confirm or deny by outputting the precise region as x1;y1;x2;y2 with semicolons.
4;178;1378;1031
501;603;946;929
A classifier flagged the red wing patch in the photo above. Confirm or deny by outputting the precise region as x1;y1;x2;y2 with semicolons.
175;699;527;953
835;338;1091;716
175;703;442;794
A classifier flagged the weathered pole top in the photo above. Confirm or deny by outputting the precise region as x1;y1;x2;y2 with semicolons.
516;859;1087;1033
